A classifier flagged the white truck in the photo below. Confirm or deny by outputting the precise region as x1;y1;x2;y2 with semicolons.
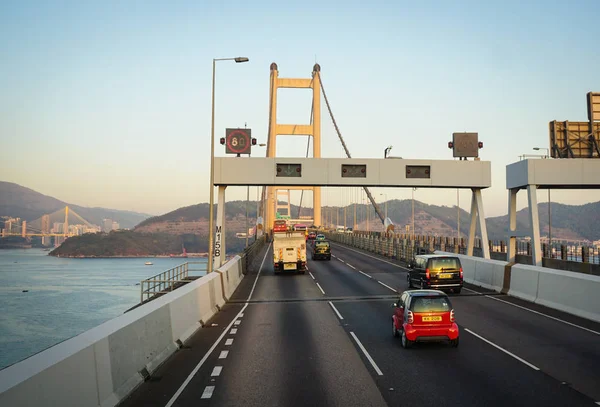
273;230;307;274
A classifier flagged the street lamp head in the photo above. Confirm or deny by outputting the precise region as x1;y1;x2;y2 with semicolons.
259;143;267;147
235;57;249;63
533;147;541;151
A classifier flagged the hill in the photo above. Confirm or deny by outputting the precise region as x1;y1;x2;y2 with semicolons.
0;181;152;229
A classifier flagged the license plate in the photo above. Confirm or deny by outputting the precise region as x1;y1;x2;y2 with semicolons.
438;273;453;279
284;263;297;270
422;316;442;322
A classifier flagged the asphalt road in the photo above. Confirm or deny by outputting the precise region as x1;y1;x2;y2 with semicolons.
121;240;600;407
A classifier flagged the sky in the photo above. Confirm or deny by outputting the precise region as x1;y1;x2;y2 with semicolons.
1;0;599;217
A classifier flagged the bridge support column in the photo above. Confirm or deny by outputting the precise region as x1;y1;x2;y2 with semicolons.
467;188;490;259
215;186;227;269
507;188;518;263
527;185;543;266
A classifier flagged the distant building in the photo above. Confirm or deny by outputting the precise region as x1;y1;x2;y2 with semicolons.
41;215;50;234
111;221;119;231
103;219;113;233
52;222;63;234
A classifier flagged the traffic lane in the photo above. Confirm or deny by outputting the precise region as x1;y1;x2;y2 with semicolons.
330;242;409;276
307;255;392;297
248;249;322;302
207;300;388;407
119;302;245;407
333;299;595;407
451;294;600;401
229;242;272;302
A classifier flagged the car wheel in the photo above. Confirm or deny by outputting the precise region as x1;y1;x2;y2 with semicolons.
393;319;399;338
401;330;413;349
450;337;459;348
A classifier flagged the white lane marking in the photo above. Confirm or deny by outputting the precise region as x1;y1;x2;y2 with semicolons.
164;242;272;407
234;320;241;326
595;402;600;406
347;264;356;270
316;282;325;295
211;366;223;376
329;301;344;320
201;386;215;399
377;281;398;293
230;328;237;334
358;270;372;279
350;332;383;376
337;258;345;263
465;328;540;371
462;287;600;336
309;271;315;280
331;243;407;270
225;338;233;345
219;350;229;359
239;313;244;318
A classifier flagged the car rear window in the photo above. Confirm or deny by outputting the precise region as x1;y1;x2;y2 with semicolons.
428;258;460;270
315;241;329;247
410;296;452;312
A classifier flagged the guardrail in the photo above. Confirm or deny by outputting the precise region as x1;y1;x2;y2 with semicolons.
140;261;207;303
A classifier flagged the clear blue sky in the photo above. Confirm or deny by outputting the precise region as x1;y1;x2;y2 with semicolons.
2;0;599;217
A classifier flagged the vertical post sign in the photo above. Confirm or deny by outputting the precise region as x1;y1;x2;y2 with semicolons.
214;225;222;258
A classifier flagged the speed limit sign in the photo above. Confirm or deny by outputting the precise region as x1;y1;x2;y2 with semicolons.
225;128;252;155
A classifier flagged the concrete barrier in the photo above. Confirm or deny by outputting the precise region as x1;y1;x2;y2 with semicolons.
507;264;540;303
535;268;600;323
0;257;242;407
215;255;244;300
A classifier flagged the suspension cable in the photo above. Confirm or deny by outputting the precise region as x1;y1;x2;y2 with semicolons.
317;71;386;225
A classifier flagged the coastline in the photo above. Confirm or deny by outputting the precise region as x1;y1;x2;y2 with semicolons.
51;253;210;259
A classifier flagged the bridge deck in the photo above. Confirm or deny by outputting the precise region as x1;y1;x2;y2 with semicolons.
120;243;600;407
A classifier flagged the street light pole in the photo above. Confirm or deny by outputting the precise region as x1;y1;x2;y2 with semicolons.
533;147;551;256
208;56;249;274
245;143;266;247
412;188;416;241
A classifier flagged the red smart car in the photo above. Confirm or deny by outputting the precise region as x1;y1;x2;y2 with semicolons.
392;289;459;348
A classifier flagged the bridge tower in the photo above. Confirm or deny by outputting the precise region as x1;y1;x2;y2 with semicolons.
265;63;322;231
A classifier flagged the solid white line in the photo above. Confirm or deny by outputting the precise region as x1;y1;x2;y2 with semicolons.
350;332;383;376
211;366;223;376
309;271;315;280
225;338;233;346
465;328;540;371
230;328;237;334
234;320;241;326
164;242;272;407
316;282;325;295
463;287;600;336
329;301;344;320
331;243;408;270
200;386;215;399
218;351;229;359
377;281;398;293
358;270;372;279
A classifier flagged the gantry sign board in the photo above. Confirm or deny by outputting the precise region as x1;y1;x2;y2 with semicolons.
549;121;600;159
588;92;600;122
506;158;600;190
214;157;491;188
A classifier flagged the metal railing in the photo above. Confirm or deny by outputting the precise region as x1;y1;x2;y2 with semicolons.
140;261;207;303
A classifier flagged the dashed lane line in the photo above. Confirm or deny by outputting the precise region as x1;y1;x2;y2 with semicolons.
230;328;237;334
350;332;383;376
358;270;372;279
329;301;344;320
163;242;273;407
465;328;540;371
225;338;233;346
200;386;215;399
218;351;229;359
234;320;241;326
211;366;223;376
330;243;408;270
309;271;315;280
316;282;326;295
377;280;398;293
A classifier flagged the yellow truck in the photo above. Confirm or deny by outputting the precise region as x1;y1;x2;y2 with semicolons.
273;231;307;274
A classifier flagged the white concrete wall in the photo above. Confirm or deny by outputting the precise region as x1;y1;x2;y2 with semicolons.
0;258;244;407
435;250;600;323
216;255;244;300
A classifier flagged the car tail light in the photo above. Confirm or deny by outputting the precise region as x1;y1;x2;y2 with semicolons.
407;310;414;324
459;267;463;279
450;309;455;322
425;268;430;279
